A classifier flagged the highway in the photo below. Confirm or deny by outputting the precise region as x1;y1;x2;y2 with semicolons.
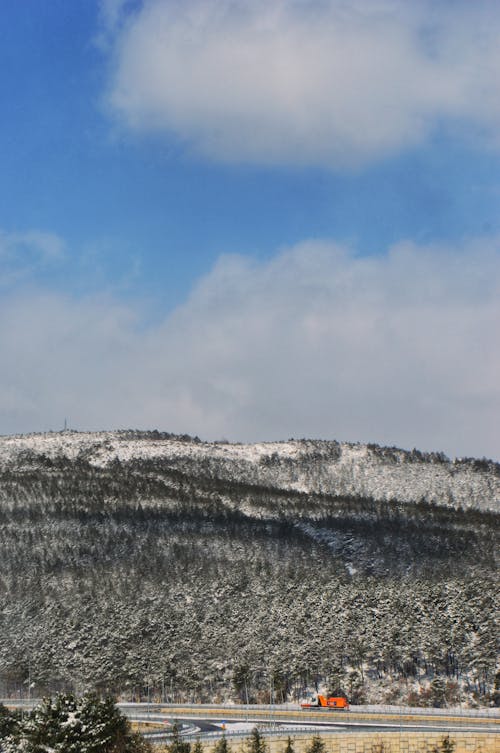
3;700;498;742
118;703;500;741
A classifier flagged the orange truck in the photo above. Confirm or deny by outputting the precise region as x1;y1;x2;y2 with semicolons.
301;694;349;710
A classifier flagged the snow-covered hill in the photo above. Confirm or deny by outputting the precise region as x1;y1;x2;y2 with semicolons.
0;430;498;511
0;430;498;707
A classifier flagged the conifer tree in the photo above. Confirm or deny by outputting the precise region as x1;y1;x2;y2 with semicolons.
214;734;231;753
430;735;456;753
247;727;267;753
0;703;20;740
192;737;204;753
306;735;326;753
0;693;152;753
168;721;192;753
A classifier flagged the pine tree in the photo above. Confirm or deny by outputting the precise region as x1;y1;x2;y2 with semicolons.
429;678;447;708
247;727;267;753
430;735;456;753
283;735;295;753
168;721;192;753
214;734;231;753
306;736;326;753
0;703;21;740
192;737;204;753
0;693;153;753
493;670;500;707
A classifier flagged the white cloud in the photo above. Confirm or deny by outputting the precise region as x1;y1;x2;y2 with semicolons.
0;230;65;288
103;0;500;168
1;238;499;460
96;0;138;48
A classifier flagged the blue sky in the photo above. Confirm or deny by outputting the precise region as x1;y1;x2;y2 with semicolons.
1;0;499;459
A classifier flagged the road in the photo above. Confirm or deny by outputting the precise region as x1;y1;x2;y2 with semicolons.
3;700;498;742
118;703;500;741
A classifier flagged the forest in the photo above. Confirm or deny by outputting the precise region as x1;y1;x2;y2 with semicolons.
0;431;498;706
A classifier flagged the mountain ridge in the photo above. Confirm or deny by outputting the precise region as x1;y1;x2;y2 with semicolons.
1;430;498;512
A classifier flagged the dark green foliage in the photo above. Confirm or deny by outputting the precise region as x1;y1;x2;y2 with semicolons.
0;693;152;752
0;703;21;739
192;738;204;753
305;736;326;753
0;432;498;703
213;734;231;753
429;735;456;753
168;722;191;753
283;735;295;753
247;727;267;753
429;677;447;708
493;671;500;707
233;664;251;703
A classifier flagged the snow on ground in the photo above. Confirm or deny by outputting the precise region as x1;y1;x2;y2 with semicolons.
0;430;498;511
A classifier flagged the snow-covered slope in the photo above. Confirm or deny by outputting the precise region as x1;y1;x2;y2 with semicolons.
0;429;498;705
0;430;498;511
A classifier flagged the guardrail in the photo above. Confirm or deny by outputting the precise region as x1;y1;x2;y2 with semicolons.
3;699;499;720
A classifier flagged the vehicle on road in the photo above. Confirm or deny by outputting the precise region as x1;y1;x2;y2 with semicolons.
300;694;349;710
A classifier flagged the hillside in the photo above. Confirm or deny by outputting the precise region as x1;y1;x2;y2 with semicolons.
0;431;498;706
1;430;499;511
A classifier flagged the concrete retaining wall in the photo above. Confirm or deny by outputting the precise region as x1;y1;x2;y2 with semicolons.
198;732;498;753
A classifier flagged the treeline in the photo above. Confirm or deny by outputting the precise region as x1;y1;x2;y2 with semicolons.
0;454;496;578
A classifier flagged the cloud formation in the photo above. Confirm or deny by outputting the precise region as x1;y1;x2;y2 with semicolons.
105;0;500;168
2;238;499;460
0;230;65;288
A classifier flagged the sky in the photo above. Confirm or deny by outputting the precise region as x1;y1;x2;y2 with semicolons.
0;0;499;460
